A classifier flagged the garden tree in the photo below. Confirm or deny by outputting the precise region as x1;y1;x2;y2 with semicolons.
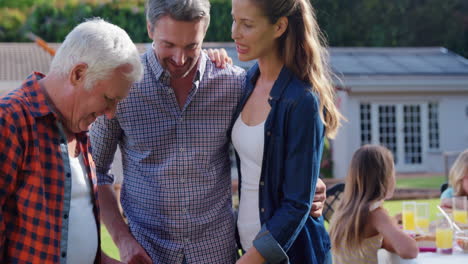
1;0;467;57
312;0;468;57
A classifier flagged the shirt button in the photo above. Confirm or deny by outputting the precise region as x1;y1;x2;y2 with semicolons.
183;208;187;213
260;181;264;186
66;173;71;178
180;147;185;152
185;237;190;243
63;214;68;219
266;131;271;136
180;178;185;183
261;208;265;213
61;252;66;258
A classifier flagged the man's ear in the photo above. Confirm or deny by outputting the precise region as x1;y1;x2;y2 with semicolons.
147;20;154;40
69;63;88;86
274;16;288;39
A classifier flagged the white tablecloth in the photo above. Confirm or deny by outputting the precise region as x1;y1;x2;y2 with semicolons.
378;249;468;264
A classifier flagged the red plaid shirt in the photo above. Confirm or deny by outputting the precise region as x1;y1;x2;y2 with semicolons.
0;73;101;263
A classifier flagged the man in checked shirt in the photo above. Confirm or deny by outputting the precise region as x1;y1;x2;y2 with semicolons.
0;19;143;263
90;0;327;263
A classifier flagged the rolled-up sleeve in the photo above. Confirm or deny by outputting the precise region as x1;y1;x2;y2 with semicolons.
253;92;323;263
90;115;123;185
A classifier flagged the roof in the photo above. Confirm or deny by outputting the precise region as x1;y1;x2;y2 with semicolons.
2;43;468;82
329;47;468;76
0;42;148;81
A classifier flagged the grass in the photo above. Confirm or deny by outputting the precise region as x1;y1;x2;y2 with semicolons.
384;198;440;221
101;226;120;260
396;175;446;189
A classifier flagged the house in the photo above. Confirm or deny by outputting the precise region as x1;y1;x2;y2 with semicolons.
2;43;467;179
330;47;468;178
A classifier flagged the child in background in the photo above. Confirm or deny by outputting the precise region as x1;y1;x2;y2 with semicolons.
440;149;468;208
329;145;418;264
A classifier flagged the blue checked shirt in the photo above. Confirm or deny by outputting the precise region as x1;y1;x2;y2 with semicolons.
90;50;245;264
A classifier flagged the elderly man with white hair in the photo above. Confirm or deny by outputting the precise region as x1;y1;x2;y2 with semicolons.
0;18;142;264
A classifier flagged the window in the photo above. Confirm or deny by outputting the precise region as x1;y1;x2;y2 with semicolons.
403;105;422;164
428;102;440;150
378;105;397;163
360;103;372;145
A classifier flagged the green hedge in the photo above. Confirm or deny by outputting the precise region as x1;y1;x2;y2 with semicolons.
20;0;233;43
1;0;467;58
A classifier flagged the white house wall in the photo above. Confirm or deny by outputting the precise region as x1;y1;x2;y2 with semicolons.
333;91;468;178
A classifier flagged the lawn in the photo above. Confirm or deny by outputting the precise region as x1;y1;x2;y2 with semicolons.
101;226;120;260
396;175;446;189
384;198;440;221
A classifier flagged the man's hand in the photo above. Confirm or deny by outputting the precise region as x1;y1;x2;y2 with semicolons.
98;185;152;264
310;178;326;218
205;48;233;68
117;234;152;264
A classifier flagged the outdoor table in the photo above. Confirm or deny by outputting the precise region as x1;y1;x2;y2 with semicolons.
378;249;468;263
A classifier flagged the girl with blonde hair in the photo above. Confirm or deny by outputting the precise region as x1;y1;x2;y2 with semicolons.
329;145;418;263
440;149;468;208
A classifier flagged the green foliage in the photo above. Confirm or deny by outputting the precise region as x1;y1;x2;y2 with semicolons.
312;0;468;58
25;2;148;43
1;0;467;58
320;138;333;178
0;8;27;41
206;0;232;42
0;0;48;8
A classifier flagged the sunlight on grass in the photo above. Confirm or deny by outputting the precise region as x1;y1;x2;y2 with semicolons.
101;226;120;260
325;198;440;230
384;198;440;222
396;175;445;189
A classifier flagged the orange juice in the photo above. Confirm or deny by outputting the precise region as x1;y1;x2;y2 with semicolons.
416;218;429;231
453;210;468;224
436;228;453;249
403;211;415;231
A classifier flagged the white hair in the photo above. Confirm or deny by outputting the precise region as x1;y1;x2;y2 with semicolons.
50;18;143;90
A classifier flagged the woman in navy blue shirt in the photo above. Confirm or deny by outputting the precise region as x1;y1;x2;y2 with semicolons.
230;0;343;263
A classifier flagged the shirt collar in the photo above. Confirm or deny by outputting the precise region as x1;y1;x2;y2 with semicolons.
22;72;55;118
23;72;88;138
146;48;208;86
246;63;293;102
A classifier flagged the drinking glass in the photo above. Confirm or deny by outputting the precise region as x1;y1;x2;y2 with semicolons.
452;196;468;225
402;201;416;231
435;213;453;254
415;202;429;233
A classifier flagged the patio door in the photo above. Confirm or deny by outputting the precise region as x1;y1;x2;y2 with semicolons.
370;103;427;171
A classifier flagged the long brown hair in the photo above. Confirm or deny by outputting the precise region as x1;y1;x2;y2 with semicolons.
329;145;395;257
251;0;342;138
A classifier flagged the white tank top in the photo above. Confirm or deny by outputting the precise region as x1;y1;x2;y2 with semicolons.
231;114;265;251
66;153;98;264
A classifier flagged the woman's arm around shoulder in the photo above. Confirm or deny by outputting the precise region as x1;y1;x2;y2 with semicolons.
370;207;418;259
